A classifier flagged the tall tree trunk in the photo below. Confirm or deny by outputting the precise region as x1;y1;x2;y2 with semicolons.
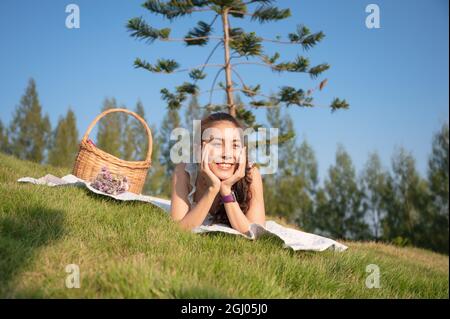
221;8;236;117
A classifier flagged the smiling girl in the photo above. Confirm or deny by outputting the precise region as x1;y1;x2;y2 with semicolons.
170;112;265;234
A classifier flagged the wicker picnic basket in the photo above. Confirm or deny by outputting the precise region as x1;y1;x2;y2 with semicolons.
72;108;153;194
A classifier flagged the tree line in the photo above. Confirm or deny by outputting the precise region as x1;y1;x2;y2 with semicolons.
1;78;448;254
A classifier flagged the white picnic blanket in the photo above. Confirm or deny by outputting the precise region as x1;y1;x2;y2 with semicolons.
17;174;348;252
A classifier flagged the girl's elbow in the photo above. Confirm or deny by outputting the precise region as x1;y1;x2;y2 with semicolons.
172;214;195;231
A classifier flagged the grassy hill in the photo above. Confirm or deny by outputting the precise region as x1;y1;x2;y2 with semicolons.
0;153;448;298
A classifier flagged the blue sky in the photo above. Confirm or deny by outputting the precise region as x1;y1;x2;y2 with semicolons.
0;0;448;182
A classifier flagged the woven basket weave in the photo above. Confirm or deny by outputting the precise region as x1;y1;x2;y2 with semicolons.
72;108;153;194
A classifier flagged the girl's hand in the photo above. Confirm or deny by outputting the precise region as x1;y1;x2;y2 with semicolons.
220;146;246;196
200;142;221;193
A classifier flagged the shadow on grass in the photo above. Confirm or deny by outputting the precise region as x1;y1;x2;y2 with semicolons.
0;205;64;295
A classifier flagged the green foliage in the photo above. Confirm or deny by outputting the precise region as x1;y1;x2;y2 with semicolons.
127;17;171;43
176;82;199;95
185;20;214;46
229;26;244;37
160;88;187;110
360;152;389;240
381;147;430;248
241;84;261;97
142;0;211;21
315;145;369;240
261;52;280;64
426;123;449;254
184;95;205;131
0;119;9;154
308;63;330;79
134;58;179;73
8;78;51;163
96;98;123;158
330;98;350;112
288;24;325;50
278;86;313;107
235;105;256;128
47;109;79;168
275;55;310;73
159;108;181;179
428;123;449;215
246;0;275;5
263;109;318;230
121;101;150;161
189;68;207;80
144;124;171;198
251;5;291;23
230;32;263;57
263;108;309;224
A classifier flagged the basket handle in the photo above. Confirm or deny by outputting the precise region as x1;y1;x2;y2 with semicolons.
82;108;153;163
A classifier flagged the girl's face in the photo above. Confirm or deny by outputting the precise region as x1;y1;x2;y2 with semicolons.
202;121;244;181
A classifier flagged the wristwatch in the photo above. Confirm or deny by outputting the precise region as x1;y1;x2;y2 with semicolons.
220;191;237;204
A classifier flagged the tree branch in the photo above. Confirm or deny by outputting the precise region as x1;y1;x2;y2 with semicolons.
161;36;224;42
209;67;226;105
191;14;221;79
231;61;284;71
243;0;276;6
237;88;272;99
175;63;225;73
228;9;254;17
230;69;259;103
198;87;227;95
259;37;305;44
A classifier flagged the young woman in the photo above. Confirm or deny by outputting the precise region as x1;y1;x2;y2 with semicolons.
170;112;265;234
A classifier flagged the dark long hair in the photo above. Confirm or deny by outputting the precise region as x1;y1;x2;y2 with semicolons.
200;112;253;226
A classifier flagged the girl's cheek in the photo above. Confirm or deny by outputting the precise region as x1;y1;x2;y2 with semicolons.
209;149;219;161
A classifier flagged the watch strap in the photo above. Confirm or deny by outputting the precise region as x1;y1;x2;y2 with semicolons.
220;191;236;203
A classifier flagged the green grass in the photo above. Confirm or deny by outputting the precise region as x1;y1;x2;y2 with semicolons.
0;153;448;298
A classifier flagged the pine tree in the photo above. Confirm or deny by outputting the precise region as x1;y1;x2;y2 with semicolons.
97;98;123;158
262;106;301;223
315;145;369;240
127;0;348;123
382;147;429;247
48;108;79;167
122;111;135;161
265;139;319;228
144;124;171;198
265;106;296;176
426;123;449;253
184;94;204;132
122;100;151;161
159;108;182;182
8;78;51;163
0;119;9;154
360;152;389;241
293;139;319;231
428;123;449;218
133;101;150;161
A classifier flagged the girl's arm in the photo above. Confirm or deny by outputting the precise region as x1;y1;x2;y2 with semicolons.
221;166;266;234
170;163;219;230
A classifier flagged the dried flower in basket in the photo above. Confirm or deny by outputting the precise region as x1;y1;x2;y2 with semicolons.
91;166;129;195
